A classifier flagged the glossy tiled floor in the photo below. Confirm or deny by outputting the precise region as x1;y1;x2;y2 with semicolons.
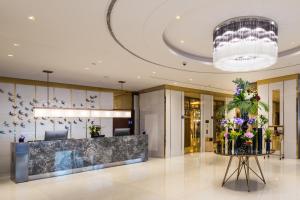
1;153;300;200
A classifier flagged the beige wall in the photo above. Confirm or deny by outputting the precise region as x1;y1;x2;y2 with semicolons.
114;93;132;110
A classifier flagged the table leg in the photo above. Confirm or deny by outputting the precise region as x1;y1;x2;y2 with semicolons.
247;156;250;192
236;156;242;181
254;156;266;184
222;156;233;186
243;156;250;192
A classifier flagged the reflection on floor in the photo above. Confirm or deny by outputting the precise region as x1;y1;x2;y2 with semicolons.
0;153;299;200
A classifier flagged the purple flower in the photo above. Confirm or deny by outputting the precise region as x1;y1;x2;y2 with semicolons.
224;132;229;139
221;119;228;126
244;132;254;139
235;87;243;95
248;118;256;125
234;117;244;126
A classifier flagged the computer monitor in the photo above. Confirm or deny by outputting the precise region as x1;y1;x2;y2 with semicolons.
114;128;130;136
45;130;68;141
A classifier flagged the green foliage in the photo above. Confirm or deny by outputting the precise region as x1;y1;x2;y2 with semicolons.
89;125;101;136
232;78;250;91
257;115;269;128
265;128;272;140
226;78;269;115
230;130;241;141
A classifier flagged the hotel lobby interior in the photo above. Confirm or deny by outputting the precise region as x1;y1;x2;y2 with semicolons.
1;0;300;199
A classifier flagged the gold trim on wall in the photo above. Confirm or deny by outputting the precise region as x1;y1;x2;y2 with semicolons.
0;76;129;94
257;74;300;85
139;84;232;98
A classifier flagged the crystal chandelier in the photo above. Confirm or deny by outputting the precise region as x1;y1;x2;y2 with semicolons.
213;16;278;72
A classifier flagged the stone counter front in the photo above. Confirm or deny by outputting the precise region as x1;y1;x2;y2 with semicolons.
11;135;148;183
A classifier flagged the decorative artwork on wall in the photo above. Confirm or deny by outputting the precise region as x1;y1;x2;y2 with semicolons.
0;83;113;141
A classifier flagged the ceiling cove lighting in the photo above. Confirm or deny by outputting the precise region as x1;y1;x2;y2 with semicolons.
213;16;278;72
33;108;131;118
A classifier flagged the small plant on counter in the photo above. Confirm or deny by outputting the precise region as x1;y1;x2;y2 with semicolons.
89;125;101;138
19;134;25;143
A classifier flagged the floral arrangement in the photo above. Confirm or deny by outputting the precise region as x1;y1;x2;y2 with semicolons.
220;78;269;151
226;78;268;117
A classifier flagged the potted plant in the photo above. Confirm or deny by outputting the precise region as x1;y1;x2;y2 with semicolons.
89;125;101;138
216;132;225;154
265;128;272;154
19;134;25;143
230;130;242;154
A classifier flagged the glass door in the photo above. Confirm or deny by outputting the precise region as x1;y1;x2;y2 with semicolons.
184;96;201;154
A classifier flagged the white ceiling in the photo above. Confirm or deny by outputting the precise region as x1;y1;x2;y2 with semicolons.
0;0;300;93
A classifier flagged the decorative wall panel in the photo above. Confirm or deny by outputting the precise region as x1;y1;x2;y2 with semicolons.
99;92;113;137
169;90;184;157
140;90;165;158
15;84;35;141
200;94;214;152
284;79;297;159
35;86;54;140
0;83;15;176
71;89;87;139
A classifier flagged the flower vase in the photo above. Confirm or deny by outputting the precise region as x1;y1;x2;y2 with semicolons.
266;139;271;154
232;140;235;155
252;135;257;153
224;138;228;154
247;143;252;154
235;136;242;154
257;128;263;154
228;140;232;155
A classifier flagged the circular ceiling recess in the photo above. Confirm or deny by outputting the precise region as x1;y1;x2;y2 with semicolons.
107;0;300;74
213;16;278;72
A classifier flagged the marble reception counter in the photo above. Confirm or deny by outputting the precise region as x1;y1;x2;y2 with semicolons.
11;135;148;183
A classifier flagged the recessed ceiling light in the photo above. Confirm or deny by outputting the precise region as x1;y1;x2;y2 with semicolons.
8;54;14;57
84;67;90;70
13;43;20;47
28;16;35;21
97;60;103;63
180;40;185;44
176;16;181;20
189;78;193;81
173;82;177;85
152;71;156;74
137;75;141;79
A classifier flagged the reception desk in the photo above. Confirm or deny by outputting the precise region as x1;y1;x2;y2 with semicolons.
11;135;148;183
